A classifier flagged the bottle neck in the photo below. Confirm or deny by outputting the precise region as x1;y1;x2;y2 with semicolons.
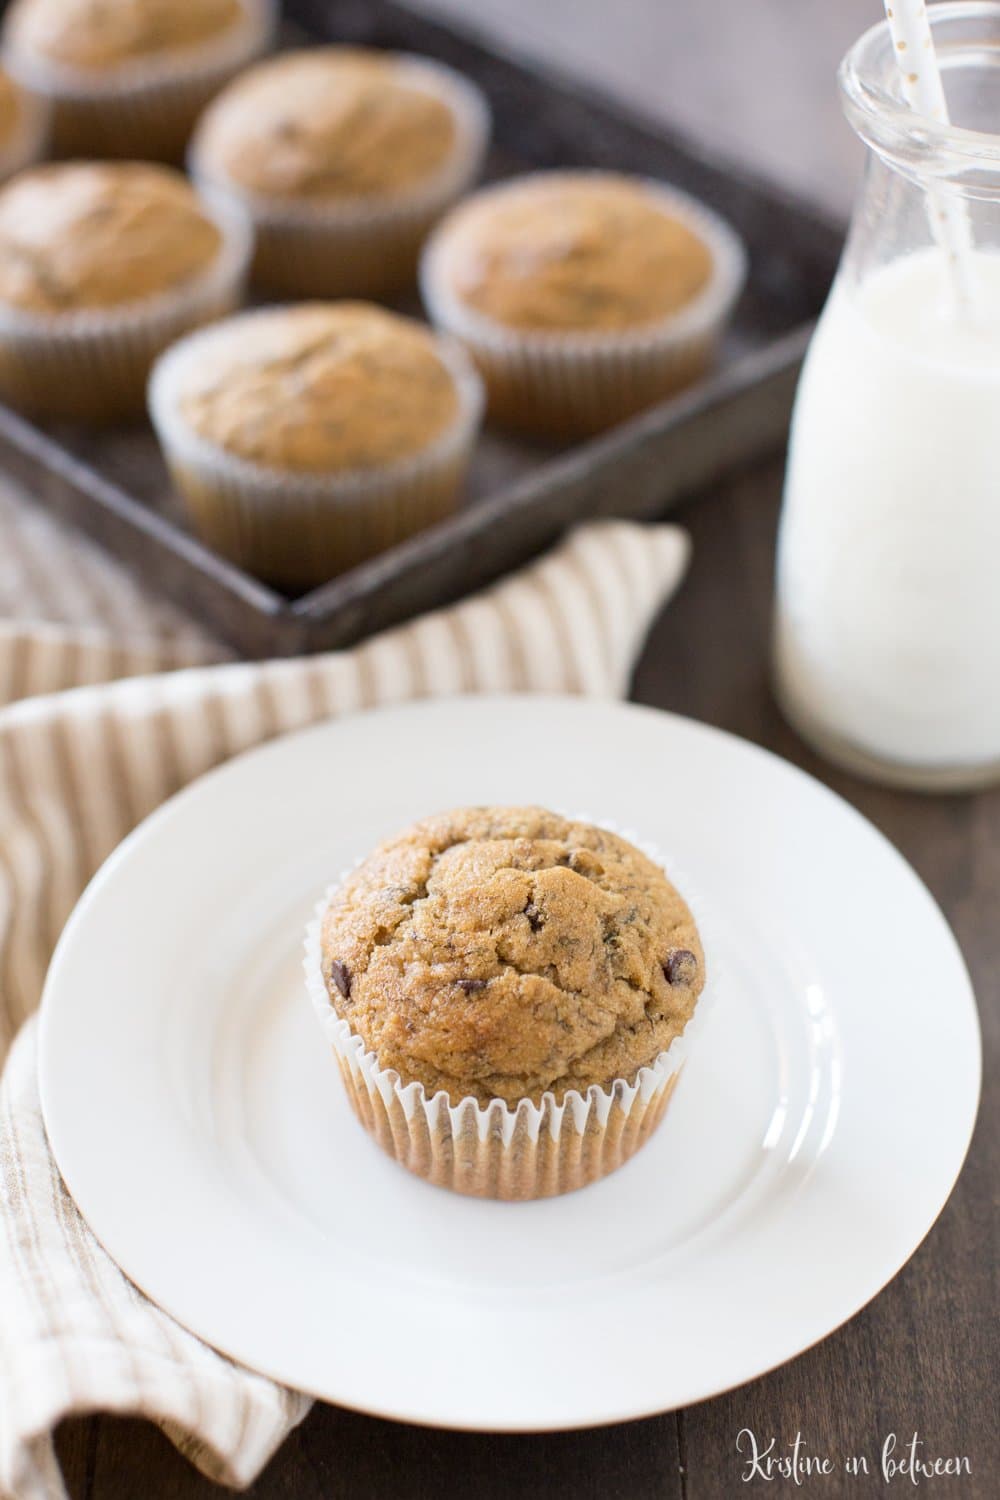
838;144;1000;303
840;2;1000;199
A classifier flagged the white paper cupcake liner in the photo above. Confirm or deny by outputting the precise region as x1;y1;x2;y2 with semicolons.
148;313;485;588
304;815;717;1200
3;0;276;160
188;54;491;298
0;80;48;181
0;192;252;422
419;170;747;438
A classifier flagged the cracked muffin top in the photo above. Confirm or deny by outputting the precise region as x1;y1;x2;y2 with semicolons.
0;162;223;313
172;302;463;472
320;806;705;1107
191;48;460;201
3;0;244;73
431;171;714;333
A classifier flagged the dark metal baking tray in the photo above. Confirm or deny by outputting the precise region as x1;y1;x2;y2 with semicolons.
0;0;844;655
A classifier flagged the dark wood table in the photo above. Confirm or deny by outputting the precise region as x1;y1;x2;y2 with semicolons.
52;456;999;1498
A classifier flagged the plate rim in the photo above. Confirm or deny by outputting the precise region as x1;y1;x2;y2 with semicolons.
37;694;983;1429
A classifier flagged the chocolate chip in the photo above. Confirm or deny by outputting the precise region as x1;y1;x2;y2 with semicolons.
524;901;544;933
663;949;697;985
328;960;352;999
457;978;486;995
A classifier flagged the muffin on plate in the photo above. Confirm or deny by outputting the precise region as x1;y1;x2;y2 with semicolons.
189;46;490;298
0;161;251;422
148;301;484;588
420;169;746;437
1;0;275;161
305;806;707;1200
0;66;47;182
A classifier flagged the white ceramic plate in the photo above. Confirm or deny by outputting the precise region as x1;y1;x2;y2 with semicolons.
38;696;981;1430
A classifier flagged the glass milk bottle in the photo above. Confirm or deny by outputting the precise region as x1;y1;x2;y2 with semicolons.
774;1;1000;789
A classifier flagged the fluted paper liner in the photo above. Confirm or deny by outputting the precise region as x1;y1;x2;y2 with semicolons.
0;192;252;423
3;0;276;160
148;315;485;588
420;171;747;438
189;54;490;298
0;84;48;182
304;819;715;1200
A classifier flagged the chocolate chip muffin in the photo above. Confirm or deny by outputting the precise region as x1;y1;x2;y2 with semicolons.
421;170;746;437
306;807;708;1199
0;162;223;313
1;0;275;160
322;805;704;1106
148;302;484;586
5;0;244;71
174;301;461;471
0;161;250;421
192;47;461;202
189;47;490;297
445;177;714;335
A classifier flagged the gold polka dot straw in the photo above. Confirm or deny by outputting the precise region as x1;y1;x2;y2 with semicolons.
881;0;976;303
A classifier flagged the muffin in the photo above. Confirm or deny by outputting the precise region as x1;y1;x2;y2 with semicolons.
0;66;47;181
420;169;746;437
0;161;251;422
1;0;275;161
305;806;707;1200
189;46;490;298
148;301;484;588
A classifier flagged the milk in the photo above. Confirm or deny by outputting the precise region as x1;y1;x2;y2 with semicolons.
774;247;1000;777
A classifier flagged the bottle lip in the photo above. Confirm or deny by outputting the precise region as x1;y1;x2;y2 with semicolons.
840;0;1000;176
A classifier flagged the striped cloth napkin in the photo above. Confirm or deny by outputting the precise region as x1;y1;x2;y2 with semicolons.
0;519;689;1500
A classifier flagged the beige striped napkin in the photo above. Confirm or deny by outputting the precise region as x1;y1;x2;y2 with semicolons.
0;519;689;1500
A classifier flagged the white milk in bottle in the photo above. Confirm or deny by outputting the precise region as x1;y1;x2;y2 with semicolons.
773;1;1000;787
775;248;1000;774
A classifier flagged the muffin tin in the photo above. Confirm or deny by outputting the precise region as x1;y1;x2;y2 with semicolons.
0;0;843;655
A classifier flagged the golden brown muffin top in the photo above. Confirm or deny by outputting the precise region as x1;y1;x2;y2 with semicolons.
321;806;705;1107
192;47;458;201
436;173;714;333
3;0;243;72
0;162;222;313
175;302;461;473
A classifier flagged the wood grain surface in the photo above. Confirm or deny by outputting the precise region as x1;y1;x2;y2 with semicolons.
52;457;999;1499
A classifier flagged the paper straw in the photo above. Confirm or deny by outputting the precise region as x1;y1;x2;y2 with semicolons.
883;1;976;307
